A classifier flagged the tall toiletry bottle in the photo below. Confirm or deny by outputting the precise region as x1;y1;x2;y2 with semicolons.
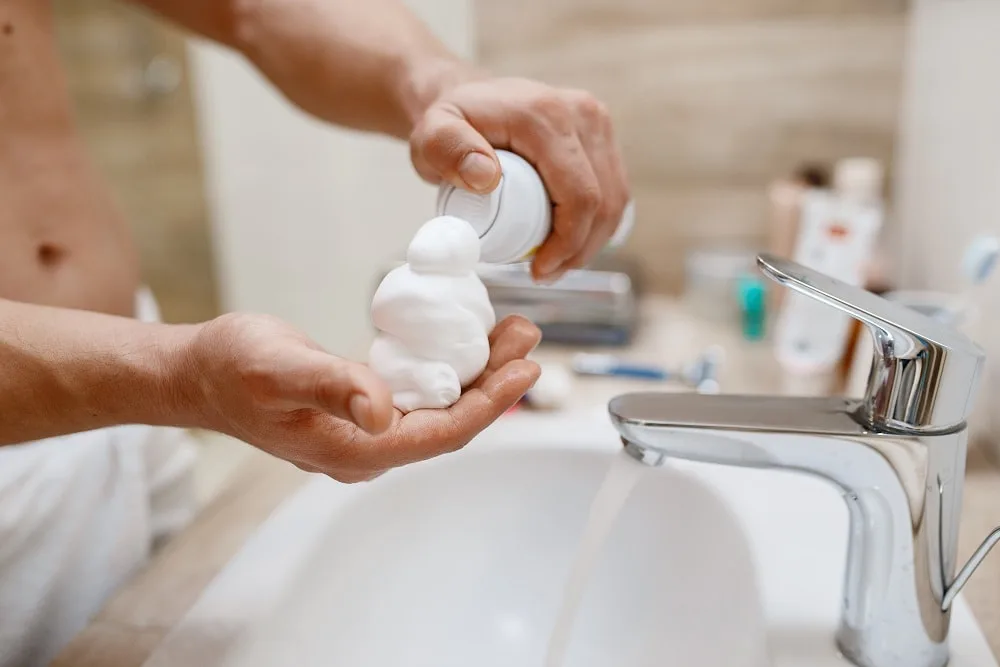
437;150;636;265
773;158;885;395
766;164;830;314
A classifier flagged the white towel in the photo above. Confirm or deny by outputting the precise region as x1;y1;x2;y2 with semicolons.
0;288;199;667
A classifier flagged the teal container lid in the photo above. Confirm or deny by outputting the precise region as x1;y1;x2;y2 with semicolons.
737;273;766;341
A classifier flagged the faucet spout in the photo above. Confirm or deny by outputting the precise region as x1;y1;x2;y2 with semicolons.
609;392;969;667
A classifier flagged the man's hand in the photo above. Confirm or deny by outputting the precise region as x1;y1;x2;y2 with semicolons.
409;77;631;283
187;313;541;482
131;1;630;282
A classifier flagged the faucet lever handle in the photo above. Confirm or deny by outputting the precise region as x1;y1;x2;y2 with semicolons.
758;254;985;432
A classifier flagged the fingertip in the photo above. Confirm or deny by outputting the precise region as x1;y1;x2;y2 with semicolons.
487;314;517;342
348;393;371;430
504;359;542;403
491;358;542;393
507;318;543;356
473;142;500;165
349;391;393;435
511;316;543;347
524;359;543;385
338;362;393;434
480;316;543;382
530;244;564;282
458;151;501;193
358;383;395;436
411;106;500;194
368;402;395;435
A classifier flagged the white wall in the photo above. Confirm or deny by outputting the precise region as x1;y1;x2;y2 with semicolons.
893;0;1000;446
187;0;474;361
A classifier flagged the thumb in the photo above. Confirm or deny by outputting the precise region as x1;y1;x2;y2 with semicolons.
279;348;394;435
410;104;501;194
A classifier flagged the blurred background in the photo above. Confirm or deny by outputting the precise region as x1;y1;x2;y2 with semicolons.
51;0;998;455
52;0;903;320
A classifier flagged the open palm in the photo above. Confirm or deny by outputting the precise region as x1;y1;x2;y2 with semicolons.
191;313;541;483
318;315;541;481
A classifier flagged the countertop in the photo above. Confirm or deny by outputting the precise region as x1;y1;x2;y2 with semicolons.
52;297;1000;665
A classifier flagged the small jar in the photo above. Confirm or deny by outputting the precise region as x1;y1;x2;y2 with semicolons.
437;150;635;265
683;246;758;326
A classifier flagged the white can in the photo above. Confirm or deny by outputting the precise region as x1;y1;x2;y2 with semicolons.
437;150;635;265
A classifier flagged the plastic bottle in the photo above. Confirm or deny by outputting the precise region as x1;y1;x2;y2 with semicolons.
436;150;636;265
765;164;829;314
773;158;885;392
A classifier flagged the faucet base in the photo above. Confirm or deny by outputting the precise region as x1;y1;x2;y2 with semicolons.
837;623;948;667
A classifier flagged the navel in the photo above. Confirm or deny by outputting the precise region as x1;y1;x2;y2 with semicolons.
36;243;65;267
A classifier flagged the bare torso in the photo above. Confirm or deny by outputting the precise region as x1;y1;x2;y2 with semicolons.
0;0;140;316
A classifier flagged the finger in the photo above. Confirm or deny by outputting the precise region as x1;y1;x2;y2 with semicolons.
524;134;601;281
279;349;394;435
370;359;540;468
486;313;524;347
475;315;542;386
556;94;631;274
488;315;542;360
410;104;501;194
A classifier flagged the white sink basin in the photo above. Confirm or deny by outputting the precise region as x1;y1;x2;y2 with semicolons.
217;412;997;667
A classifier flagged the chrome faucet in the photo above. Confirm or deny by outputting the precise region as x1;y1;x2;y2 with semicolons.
609;255;1000;667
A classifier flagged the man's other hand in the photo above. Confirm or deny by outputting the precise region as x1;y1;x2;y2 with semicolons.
184;313;541;482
